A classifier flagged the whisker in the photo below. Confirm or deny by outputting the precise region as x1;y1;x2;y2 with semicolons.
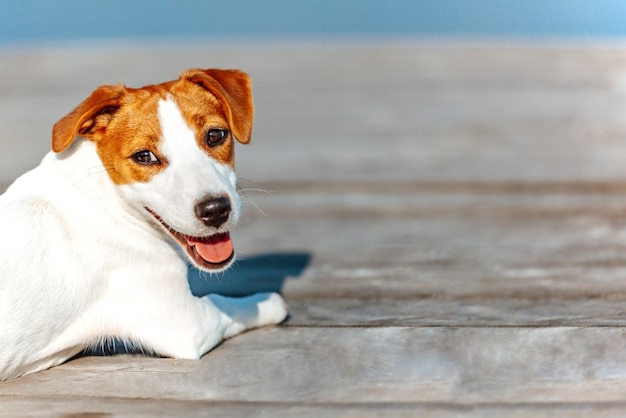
236;182;271;220
237;176;258;184
238;187;273;195
82;165;116;179
241;196;269;220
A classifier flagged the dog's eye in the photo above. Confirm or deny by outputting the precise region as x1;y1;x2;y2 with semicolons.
132;150;161;165
206;129;229;147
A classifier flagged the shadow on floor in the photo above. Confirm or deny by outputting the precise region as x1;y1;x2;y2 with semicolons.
189;251;311;297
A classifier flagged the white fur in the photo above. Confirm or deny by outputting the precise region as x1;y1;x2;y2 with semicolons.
0;98;287;381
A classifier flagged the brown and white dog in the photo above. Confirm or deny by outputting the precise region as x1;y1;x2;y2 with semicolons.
0;68;287;380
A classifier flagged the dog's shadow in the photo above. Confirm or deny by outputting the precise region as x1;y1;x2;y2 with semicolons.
188;251;311;297
82;252;310;357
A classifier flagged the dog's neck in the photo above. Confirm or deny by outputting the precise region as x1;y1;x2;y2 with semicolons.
47;138;114;192
45;139;150;226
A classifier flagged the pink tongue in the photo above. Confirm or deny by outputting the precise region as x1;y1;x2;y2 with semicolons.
188;233;233;264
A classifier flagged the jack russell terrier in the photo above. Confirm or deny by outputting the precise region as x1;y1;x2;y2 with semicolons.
0;68;288;380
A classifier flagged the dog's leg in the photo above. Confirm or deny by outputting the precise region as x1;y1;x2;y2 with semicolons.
101;286;287;360
129;291;288;359
205;292;288;339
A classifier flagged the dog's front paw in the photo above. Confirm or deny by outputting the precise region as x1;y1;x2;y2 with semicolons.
256;292;289;327
207;292;289;339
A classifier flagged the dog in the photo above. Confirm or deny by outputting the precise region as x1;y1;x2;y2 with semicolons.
0;68;288;381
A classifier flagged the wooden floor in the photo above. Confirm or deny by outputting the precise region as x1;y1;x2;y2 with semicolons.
2;40;626;416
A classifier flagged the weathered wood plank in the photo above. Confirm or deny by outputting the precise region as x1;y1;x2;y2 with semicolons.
285;298;626;327
2;327;626;405
241;181;626;219
3;397;626;418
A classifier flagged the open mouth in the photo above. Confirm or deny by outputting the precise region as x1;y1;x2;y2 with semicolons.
145;208;234;270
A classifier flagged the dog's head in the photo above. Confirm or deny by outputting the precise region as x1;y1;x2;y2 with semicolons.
51;68;254;272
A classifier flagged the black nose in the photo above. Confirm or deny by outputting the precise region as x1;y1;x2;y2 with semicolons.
195;196;231;228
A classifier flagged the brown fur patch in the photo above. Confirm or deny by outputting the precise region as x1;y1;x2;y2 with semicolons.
51;68;254;185
170;80;233;166
181;69;254;145
94;86;168;184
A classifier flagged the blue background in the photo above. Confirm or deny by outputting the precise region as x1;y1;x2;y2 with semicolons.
1;0;626;45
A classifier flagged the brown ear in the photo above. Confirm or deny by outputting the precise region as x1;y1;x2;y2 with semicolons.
52;84;126;153
182;68;254;144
